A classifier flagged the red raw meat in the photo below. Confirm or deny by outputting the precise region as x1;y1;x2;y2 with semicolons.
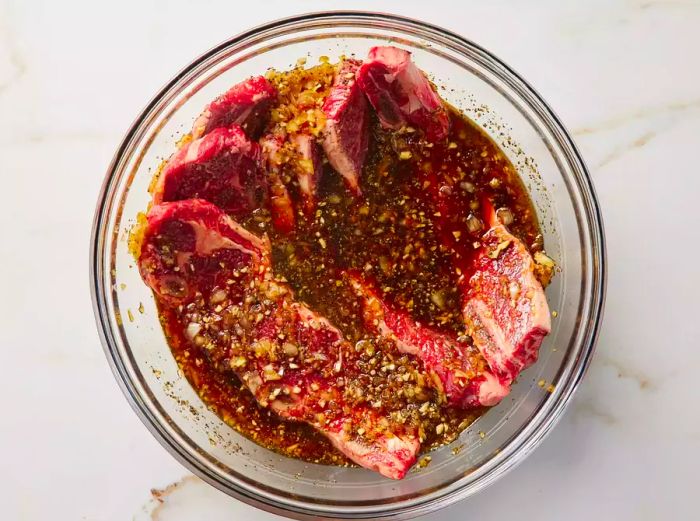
356;46;450;141
348;272;510;407
138;199;269;306
153;125;265;217
260;133;296;233
413;163;551;383
291;133;323;212
462;202;551;382
355;62;405;130
268;176;295;234
137;200;420;479
322;59;370;195
192;76;277;139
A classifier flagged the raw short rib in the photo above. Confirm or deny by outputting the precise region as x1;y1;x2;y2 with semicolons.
191;76;277;139
348;272;510;407
137;199;420;479
462;205;552;382
260;133;296;233
291;133;323;212
322;59;370;194
153;125;265;217
356;46;450;141
415;166;551;383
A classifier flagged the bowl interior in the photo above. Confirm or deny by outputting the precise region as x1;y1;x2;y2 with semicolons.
93;13;602;519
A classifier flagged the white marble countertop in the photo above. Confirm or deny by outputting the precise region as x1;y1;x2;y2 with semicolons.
2;0;698;519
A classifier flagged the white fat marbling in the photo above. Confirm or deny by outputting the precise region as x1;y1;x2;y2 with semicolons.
1;0;698;519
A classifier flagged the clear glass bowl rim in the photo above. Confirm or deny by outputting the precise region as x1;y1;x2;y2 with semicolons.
90;11;606;520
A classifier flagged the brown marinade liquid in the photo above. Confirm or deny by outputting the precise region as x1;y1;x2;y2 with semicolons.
159;106;542;465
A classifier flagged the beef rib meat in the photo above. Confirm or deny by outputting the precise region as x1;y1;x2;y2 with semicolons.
322;59;370;195
153;125;265;217
348;272;510;407
191;76;277;139
356;46;450;142
137;199;420;479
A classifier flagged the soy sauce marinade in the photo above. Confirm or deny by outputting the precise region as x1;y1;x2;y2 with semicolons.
158;64;544;466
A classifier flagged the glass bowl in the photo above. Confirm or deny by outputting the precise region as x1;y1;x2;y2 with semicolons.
90;11;605;520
